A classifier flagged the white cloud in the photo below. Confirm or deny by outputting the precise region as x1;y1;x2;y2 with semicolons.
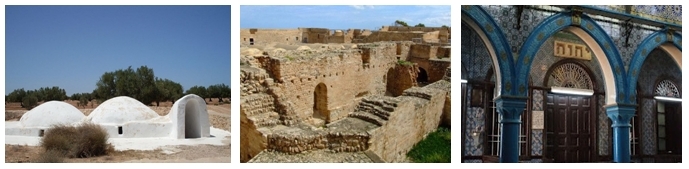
350;5;374;10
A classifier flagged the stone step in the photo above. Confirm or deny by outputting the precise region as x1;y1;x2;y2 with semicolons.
357;100;395;112
355;104;390;120
361;97;398;110
242;94;276;116
348;112;386;126
248;111;281;128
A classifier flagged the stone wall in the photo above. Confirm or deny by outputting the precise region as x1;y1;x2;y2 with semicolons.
242;42;414;125
386;64;419;97
429;59;451;83
240;29;303;45
240;108;268;162
355;31;426;43
368;83;448;162
302;28;330;43
381;26;450;32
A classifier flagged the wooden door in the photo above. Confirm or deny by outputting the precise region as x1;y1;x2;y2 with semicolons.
545;94;593;162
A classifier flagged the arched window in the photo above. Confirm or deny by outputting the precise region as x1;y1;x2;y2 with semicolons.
654;79;681;155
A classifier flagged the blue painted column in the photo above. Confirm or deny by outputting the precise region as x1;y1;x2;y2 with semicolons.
605;104;636;163
495;95;528;163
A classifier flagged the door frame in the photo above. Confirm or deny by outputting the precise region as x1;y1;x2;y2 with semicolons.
543;91;598;162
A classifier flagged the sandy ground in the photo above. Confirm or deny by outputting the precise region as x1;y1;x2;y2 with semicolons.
4;101;231;163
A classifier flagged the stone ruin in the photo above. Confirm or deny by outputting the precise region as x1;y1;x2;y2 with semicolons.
240;40;451;162
6;94;210;139
240;26;450;46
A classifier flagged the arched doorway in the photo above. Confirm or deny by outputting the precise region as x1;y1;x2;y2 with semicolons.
313;83;329;123
543;61;596;162
185;99;203;138
417;67;429;86
170;94;210;139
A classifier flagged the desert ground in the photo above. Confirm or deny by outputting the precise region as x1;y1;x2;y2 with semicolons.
5;98;231;163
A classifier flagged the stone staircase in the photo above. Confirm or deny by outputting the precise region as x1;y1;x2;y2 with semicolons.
243;93;281;128
348;96;398;126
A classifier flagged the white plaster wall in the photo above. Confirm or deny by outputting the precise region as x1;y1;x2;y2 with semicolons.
100;119;174;138
6;121;46;136
20;101;85;128
87;96;159;124
168;94;210;139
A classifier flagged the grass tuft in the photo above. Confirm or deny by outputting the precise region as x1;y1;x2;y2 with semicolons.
407;127;451;163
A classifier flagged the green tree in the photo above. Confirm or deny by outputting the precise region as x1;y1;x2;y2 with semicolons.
22;92;39;109
441;25;449;28
70;93;81;100
7;88;27;102
186;85;207;99
79;95;89;108
94;72;116;101
155;78;183;106
395;20;409;27
207;84;230;102
136;66;158;105
414;23;425;27
42;86;67;101
93;66;159;105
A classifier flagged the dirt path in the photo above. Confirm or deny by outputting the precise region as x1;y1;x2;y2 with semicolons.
5;144;230;163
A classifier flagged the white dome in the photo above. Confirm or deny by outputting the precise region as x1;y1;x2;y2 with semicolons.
87;96;159;124
20;101;85;128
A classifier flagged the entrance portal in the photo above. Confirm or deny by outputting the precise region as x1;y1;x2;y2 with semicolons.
313;83;329;123
545;94;593;162
417;67;429;86
185;99;203;138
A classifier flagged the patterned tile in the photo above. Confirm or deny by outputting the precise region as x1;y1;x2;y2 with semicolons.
598;94;610;156
642;98;656;155
461;22;493;81
532;90;543;111
464;107;485;156
531;129;543;156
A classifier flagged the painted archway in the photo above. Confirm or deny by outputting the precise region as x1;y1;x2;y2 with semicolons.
461;5;515;96
170;94;211;139
516;11;625;104
627;29;682;104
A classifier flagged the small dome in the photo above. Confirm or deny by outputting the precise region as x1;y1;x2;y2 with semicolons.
20;101;85;128
87;96;159;124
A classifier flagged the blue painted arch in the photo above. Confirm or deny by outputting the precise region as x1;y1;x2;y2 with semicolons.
627;30;682;104
515;12;627;103
461;5;516;96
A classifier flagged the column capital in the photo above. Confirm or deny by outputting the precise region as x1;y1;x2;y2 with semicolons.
605;104;637;127
495;95;527;123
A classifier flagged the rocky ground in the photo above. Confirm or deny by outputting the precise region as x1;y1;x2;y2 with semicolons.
248;149;374;163
4;101;231;163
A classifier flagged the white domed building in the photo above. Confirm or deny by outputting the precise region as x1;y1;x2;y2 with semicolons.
6;94;210;139
6;101;85;136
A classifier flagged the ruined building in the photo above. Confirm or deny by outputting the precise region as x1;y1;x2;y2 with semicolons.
240;26;450;46
240;35;451;162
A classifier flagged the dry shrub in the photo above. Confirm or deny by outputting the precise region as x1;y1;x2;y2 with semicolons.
72;123;110;158
40;124;79;156
39;123;112;158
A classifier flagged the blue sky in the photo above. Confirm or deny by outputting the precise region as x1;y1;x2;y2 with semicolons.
5;6;230;95
240;5;450;30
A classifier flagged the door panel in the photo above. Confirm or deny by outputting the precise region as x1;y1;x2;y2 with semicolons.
545;94;593;162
